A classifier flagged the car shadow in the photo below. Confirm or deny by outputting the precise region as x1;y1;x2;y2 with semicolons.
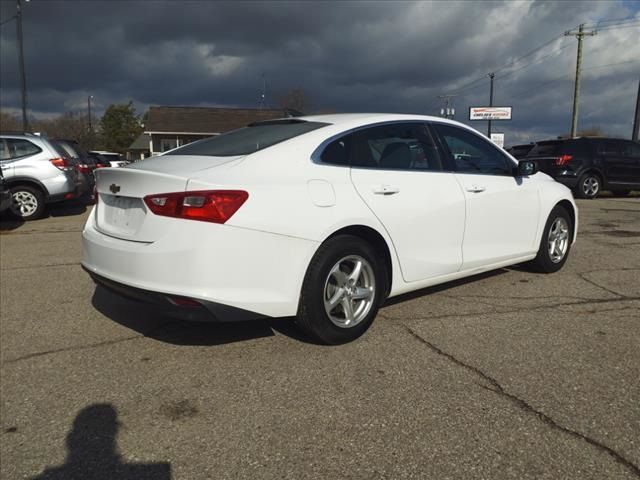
91;268;526;347
91;286;317;346
47;199;90;217
0;214;25;232
28;403;171;480
382;268;510;306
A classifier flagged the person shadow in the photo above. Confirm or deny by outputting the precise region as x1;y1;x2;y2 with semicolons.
31;404;171;480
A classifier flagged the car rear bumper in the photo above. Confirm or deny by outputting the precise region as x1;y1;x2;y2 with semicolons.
84;266;267;322
81;208;318;319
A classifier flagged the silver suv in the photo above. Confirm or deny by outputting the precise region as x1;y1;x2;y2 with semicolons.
0;133;82;220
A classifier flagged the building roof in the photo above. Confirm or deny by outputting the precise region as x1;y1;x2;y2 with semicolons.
144;106;300;134
127;133;151;151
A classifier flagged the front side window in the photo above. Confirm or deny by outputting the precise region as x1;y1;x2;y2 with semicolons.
6;139;42;159
170;120;329;157
433;124;512;175
352;123;443;171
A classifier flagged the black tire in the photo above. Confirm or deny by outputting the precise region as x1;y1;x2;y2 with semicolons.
297;235;386;345
611;189;631;197
9;184;45;220
528;205;573;273
574;172;601;199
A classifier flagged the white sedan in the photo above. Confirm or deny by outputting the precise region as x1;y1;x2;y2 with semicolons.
82;114;577;344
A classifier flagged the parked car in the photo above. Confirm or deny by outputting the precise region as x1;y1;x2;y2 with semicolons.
87;152;111;169
83;114;577;344
0;132;83;220
89;150;129;168
0;169;12;214
52;139;96;201
526;137;640;198
507;143;535;159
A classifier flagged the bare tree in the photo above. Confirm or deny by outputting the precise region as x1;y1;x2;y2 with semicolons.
277;88;313;114
559;125;607;138
0;111;22;131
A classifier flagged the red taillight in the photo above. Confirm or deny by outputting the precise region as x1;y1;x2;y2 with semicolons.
50;157;72;170
554;154;573;166
76;163;91;174
143;190;248;223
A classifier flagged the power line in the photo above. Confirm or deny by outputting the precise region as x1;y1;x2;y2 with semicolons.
0;14;16;26
496;41;574;80
584;16;640;28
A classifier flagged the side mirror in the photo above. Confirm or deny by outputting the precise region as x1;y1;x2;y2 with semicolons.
516;160;537;176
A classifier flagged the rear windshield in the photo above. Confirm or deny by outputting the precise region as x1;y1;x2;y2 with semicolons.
169;120;329;157
527;141;563;157
50;140;78;159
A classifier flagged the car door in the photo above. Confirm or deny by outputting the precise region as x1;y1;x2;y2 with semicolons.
348;122;466;282
595;139;630;185
619;141;640;186
431;122;540;270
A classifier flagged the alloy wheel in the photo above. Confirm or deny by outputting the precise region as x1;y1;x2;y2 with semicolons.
582;176;599;197
11;191;39;217
548;217;569;263
323;255;376;328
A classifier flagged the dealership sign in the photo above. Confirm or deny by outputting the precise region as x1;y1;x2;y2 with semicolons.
469;107;512;121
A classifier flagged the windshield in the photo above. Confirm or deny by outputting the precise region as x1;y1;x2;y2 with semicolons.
169;120;329;157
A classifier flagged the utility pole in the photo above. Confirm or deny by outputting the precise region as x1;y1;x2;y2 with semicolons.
487;72;495;137
565;24;596;138
16;0;29;131
87;95;94;131
438;94;457;119
633;77;640;142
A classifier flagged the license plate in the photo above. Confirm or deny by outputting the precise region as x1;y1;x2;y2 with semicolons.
100;195;145;234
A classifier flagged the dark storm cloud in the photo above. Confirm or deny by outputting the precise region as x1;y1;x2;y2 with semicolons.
1;0;638;142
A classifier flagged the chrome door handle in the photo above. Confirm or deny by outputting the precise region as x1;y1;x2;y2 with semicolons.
373;185;400;195
466;185;486;193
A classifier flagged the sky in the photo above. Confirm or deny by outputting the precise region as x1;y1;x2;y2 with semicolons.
0;0;639;145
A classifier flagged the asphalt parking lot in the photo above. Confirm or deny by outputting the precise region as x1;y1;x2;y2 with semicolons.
1;195;639;480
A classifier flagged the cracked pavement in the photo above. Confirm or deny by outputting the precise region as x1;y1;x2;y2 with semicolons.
1;195;639;479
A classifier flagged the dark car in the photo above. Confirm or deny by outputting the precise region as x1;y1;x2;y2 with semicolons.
49;140;91;200
507;143;535;159
526;137;640;198
0;169;12;213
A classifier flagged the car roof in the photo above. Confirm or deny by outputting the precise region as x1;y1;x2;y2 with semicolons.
298;112;464;129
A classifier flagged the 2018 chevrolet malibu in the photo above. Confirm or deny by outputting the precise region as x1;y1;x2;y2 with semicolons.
82;114;577;344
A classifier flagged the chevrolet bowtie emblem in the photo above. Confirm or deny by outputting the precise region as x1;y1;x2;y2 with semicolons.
109;183;121;194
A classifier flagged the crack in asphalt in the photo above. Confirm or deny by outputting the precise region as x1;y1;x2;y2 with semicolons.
2;320;182;365
0;262;80;272
405;326;640;478
383;295;640;323
0;228;83;236
577;272;632;299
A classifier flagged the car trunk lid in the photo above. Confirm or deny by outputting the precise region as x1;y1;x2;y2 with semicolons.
93;155;243;242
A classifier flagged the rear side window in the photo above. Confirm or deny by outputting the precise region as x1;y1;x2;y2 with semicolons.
4;139;42;159
0;140;9;160
621;141;640;157
352;123;443;171
596;140;621;156
169;120;329;157
321;135;352;166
